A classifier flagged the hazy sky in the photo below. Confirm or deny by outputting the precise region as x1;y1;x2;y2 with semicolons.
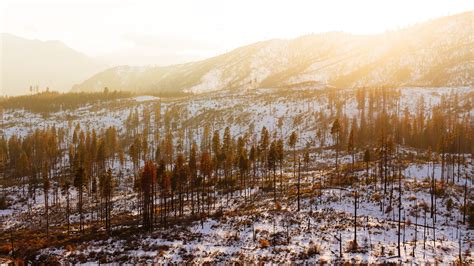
1;0;473;65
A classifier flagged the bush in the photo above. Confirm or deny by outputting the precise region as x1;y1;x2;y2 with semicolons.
259;239;270;248
65;244;76;252
418;201;429;212
307;241;321;256
0;244;12;255
434;182;446;197
407;195;417;201
0;196;9;209
371;193;381;202
346;240;359;253
446;198;454;212
275;201;282;210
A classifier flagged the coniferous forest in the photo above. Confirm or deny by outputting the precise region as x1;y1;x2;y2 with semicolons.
0;87;472;264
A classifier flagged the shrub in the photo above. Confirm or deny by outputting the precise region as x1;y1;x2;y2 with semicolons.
464;248;471;257
407;195;417;201
0;244;12;255
346;240;359;253
259;239;270;248
418;201;429;212
446;198;454;212
65;244;76;252
307;241;321;256
275;201;282;210
371;193;381;202
434;182;446;197
0;196;9;209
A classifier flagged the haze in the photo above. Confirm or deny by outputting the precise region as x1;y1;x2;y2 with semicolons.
1;0;473;66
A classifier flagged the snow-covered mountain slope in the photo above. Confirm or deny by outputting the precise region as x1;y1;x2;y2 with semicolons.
72;12;473;94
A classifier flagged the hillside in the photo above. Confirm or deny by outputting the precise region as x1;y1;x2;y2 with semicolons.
0;87;472;264
72;12;473;93
0;33;105;96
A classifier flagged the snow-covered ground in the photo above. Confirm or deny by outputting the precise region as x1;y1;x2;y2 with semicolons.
17;160;470;264
2;87;471;144
0;87;472;263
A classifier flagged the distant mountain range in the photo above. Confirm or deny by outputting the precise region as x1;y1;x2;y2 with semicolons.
2;12;472;96
0;33;105;96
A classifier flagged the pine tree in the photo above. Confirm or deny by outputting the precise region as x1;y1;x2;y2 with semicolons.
276;139;285;194
142;132;149;161
212;130;221;180
249;145;257;184
277;117;284;137
303;143;310;171
364;148;371;182
201;124;211;152
174;153;187;216
164;131;174;170
288;131;298;183
259;127;270;181
200;151;213;214
348;125;355;170
222;127;233;192
297;157;301;212
97;139;107;175
238;146;249;200
189;142;197;214
331;119;341;176
60;174;71;234
42;162;50;240
158;159;170;224
154;102;161;132
353;190;358;250
141;161;156;231
74;166;86;234
100;169;114;234
268;140;278;205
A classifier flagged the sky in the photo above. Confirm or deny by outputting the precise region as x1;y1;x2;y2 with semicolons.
1;0;473;65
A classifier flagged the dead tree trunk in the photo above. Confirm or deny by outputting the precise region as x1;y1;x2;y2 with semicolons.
398;165;402;258
297;158;301;212
354;191;358;247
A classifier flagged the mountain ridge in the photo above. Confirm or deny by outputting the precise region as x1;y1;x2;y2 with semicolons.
72;11;473;93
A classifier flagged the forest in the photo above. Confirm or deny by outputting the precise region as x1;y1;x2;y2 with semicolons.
0;87;472;264
0;89;132;113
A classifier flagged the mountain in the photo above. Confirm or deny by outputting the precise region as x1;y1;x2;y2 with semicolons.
0;33;105;96
72;12;473;94
95;54;205;68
